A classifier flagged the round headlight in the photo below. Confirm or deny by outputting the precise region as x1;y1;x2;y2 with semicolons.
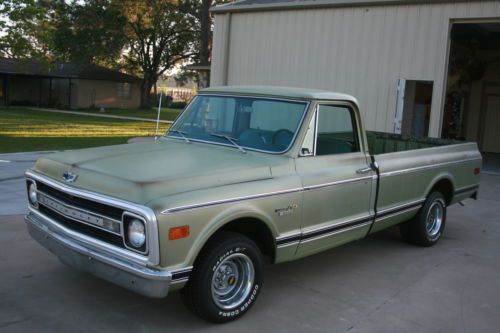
28;183;38;205
128;219;146;248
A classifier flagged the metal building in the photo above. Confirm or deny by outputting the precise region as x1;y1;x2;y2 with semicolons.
210;0;500;155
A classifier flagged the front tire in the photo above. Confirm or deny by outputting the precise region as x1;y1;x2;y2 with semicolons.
181;231;263;323
400;191;447;247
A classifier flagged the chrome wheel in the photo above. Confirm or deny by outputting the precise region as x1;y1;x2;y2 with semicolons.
426;200;444;237
211;253;255;310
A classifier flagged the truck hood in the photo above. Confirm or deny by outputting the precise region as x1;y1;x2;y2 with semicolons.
32;139;275;204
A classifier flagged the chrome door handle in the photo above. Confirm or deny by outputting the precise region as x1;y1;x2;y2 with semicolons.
356;167;372;174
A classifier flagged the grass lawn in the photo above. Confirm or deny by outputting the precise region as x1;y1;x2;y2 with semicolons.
0;108;172;153
69;107;183;121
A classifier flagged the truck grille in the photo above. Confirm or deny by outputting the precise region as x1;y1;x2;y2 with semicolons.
36;181;123;220
31;180;126;249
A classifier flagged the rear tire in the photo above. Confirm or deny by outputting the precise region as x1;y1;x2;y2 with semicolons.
400;191;447;247
181;231;263;323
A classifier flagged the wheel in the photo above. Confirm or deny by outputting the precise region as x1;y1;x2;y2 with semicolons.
181;231;263;323
400;191;447;247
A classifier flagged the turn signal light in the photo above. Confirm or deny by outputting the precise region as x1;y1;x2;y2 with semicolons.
474;167;480;175
169;225;190;240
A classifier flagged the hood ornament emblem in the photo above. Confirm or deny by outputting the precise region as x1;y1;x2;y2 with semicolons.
63;171;78;182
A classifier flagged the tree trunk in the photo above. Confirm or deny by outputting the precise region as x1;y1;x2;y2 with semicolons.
198;0;212;89
200;0;211;64
140;73;156;109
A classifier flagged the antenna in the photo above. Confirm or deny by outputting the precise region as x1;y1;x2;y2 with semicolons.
154;92;163;143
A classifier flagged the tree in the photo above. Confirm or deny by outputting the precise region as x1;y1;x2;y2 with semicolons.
179;0;231;88
117;0;197;109
0;0;124;67
0;0;55;60
51;0;127;67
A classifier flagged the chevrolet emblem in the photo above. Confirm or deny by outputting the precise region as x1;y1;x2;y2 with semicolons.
63;171;78;182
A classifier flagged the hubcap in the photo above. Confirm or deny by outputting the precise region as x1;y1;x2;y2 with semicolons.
426;200;444;237
211;253;255;310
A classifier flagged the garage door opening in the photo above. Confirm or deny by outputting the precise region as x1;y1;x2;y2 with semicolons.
441;22;500;158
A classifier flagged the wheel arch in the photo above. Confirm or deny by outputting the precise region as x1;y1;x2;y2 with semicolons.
186;208;278;267
426;175;455;206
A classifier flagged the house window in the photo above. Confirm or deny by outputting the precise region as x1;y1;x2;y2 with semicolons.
117;82;131;99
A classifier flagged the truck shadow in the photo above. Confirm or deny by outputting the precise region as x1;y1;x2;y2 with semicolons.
52;226;432;331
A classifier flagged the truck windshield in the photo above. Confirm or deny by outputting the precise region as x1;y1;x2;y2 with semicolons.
167;95;308;153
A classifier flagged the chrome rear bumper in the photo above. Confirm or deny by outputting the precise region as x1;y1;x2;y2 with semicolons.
26;212;172;298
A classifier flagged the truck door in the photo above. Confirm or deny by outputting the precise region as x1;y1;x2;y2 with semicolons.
295;102;376;258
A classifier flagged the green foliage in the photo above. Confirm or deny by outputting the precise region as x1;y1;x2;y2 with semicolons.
0;0;55;59
117;0;197;108
51;0;127;67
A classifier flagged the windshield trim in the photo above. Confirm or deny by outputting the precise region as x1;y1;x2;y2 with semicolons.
165;94;311;155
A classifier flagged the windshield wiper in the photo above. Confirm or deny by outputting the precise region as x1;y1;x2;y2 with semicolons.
209;132;246;153
169;129;191;143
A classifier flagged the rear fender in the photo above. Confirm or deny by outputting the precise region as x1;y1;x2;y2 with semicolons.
424;173;455;205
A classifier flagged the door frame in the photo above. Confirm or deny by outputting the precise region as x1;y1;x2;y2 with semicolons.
478;82;500;152
439;18;500;138
299;100;370;157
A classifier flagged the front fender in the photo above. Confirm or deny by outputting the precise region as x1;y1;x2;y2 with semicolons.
184;204;278;267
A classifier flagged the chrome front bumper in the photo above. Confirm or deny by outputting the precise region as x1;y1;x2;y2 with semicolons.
26;211;172;298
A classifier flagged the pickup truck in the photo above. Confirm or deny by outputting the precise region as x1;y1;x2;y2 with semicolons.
25;86;481;323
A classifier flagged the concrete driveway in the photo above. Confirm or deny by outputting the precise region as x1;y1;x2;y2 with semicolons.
0;151;55;216
0;160;499;332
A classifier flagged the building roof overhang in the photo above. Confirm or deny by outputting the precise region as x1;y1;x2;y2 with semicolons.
211;0;485;14
0;58;141;83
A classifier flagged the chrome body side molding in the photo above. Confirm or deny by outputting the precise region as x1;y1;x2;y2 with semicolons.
161;187;304;214
161;176;376;215
302;175;375;191
375;199;425;221
276;199;428;247
276;215;373;248
454;184;479;195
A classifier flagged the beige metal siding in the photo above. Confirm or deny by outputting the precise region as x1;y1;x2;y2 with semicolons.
211;14;231;86
211;1;500;137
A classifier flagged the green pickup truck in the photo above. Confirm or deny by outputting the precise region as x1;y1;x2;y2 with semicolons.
25;86;481;322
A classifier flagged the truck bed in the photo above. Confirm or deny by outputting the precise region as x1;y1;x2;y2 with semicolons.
367;131;463;155
368;131;482;234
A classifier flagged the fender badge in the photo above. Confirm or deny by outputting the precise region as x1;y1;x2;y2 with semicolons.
275;203;298;217
63;171;78;182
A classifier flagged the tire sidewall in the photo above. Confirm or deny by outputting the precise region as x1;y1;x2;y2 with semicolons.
197;238;263;322
421;193;447;244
